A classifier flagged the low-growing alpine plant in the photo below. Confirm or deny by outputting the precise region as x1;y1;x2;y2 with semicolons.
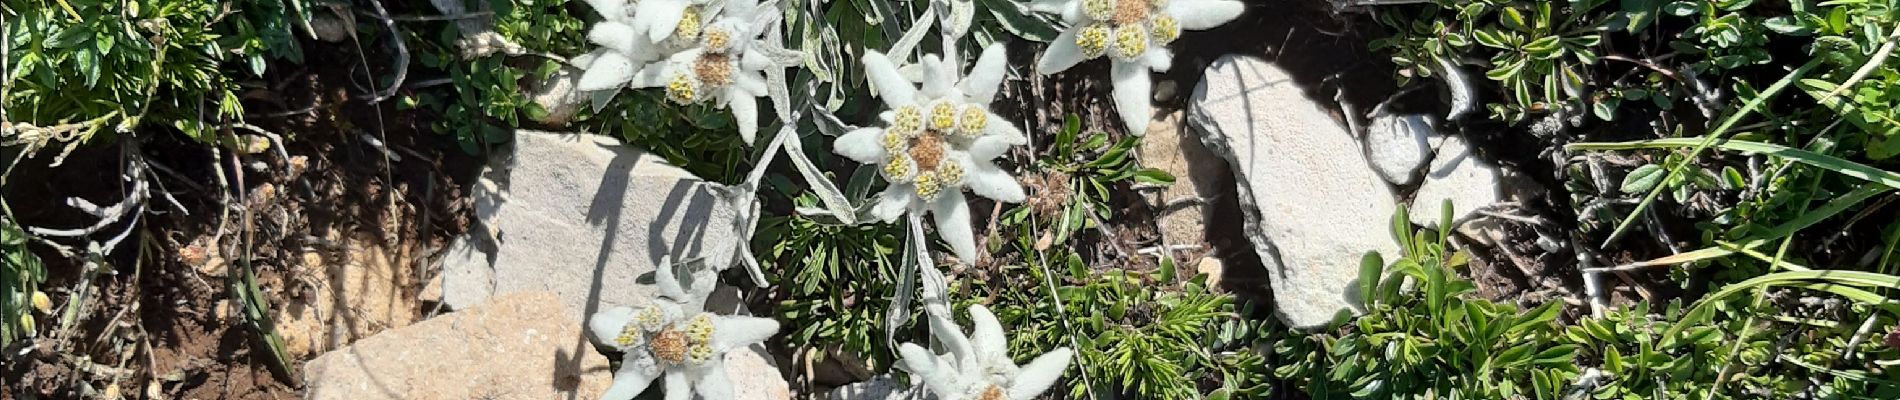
1032;0;1243;134
587;256;781;400
833;45;1027;262
579;0;799;144
565;0;1245;398
899;303;1074;400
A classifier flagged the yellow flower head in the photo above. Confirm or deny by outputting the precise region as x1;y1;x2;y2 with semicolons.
883;155;916;183
1151;15;1180;45
930;101;959;132
675;8;703;41
936;161;965;188
1076;24;1112;59
1111;26;1149;60
958;105;989;139
892;105;925;137
685;313;716;344
1083;0;1114;22
666;74;700;104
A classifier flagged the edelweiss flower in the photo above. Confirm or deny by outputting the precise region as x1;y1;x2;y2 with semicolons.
577;0;671;93
586;256;780;400
631;0;728;45
627;0;784;143
1034;0;1243;134
832;44;1027;261
898;304;1073;400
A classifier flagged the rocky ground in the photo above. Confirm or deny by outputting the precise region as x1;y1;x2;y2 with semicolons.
3;1;1632;399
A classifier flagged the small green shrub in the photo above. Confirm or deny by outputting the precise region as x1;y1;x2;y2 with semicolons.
1274;205;1582;399
4;0;304;143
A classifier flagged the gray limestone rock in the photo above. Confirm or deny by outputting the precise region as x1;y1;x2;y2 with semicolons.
441;130;742;319
1364;113;1442;185
1188;55;1401;329
1409;135;1505;227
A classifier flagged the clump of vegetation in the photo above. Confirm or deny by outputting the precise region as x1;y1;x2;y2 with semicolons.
1273;205;1580;399
4;0;303;147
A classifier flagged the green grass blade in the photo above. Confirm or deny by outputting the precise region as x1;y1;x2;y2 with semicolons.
1661;270;1900;346
1574;58;1826;247
1591;185;1890;271
1567;138;1900;190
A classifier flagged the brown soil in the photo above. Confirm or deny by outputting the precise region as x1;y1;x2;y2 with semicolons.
2;37;481;398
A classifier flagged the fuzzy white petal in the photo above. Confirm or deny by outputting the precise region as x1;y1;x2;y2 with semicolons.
635;0;690;43
931;190;977;262
741;48;772;71
1170;0;1246;30
656;256;688;301
962;44;1009;105
572;48;606;68
587;306;637;349
731;95;759;145
965;160;1025;203
833;128;888;164
1007;348;1074;400
662;371;691;400
969;113;1029;160
1026;0;1066;14
588;22;641;55
1037;28;1086;75
602;358;661;400
898;343;962;397
922;300;978;376
732;71;769;97
863;52;919;107
711;316;780;352
920;55;955;100
691;365;735;400
1110;61;1154;135
1146;47;1174;72
969;304;1009;366
873;188;914;222
578;52;638;91
628;63;673;89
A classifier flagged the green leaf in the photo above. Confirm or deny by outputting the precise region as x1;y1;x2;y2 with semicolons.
74;48;100;88
95;33;114;55
1500;7;1530;32
978;0;1058;42
1762;16;1811;35
1359;252;1384;307
1661;1;1697;15
1131;168;1175;185
1620;164;1666;193
46;25;92;49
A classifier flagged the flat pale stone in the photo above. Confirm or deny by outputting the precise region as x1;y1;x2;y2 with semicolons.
303;292;611;400
441;130;741;319
1409;135;1504;227
1188;55;1401;328
1364;113;1442;185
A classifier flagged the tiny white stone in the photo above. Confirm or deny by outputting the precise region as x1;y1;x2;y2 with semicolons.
1409;135;1505;227
1363;113;1442;186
